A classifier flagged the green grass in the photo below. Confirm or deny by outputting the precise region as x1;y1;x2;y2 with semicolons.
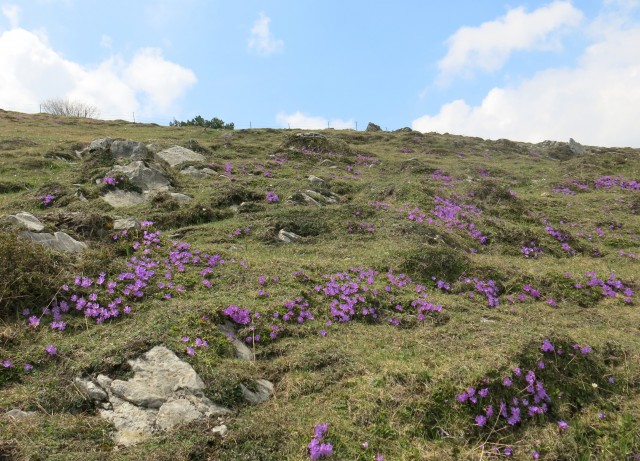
1;109;640;460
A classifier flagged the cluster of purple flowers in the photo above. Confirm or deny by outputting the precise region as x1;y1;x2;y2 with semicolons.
37;189;58;207
521;242;544;258
102;176;121;187
228;227;251;238
180;336;209;356
430;169;459;186
308;423;333;460
265;191;279;203
594;175;640;190
346;221;376;234
580;271;633;303
461;277;500;307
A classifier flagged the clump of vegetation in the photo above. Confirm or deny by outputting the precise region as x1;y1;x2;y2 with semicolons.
170;115;234;130
40;98;99;118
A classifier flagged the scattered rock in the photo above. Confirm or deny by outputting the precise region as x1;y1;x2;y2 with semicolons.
286;191;321;207
308;175;325;186
113;218;140;230
3;409;36;420
241;379;274;405
366;122;382;132
155;146;206;168
109;161;171;192
569;138;586;155
278;229;302;243
303;189;338;204
110;140;148;160
395;127;413;132
102;190;146;208
20;231;87;253
295;132;326;139
216;322;254;360
87;137;113;152
180;166;216;179
79;346;231;446
75;377;108;402
6;212;44;231
168;192;192;204
211;424;228;437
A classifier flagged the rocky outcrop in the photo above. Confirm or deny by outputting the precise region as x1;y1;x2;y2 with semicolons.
76;346;231;447
102;190;146;208
108;161;171;192
366;122;382;132
110;140;148;160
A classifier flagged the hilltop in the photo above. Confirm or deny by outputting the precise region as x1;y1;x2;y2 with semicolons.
0;109;639;460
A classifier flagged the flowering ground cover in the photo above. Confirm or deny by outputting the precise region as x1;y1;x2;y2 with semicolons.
0;111;639;460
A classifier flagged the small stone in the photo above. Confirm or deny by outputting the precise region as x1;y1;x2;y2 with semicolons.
20;231;87;253
212;424;228;437
75;377;108;402
308;175;325;186
6;212;44;231
278;229;302;243
113;218;139;230
241;379;274;404
3;409;36;420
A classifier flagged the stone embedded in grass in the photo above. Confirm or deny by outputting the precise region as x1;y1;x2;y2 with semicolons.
20;230;87;253
241;379;274;404
79;346;231;446
5;212;44;232
155;146;206;168
102;190;146;208
278;229;303;243
108;161;171;193
110;140;148;160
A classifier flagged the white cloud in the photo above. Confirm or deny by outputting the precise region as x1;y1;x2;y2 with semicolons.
248;13;284;56
0;27;196;119
276;111;355;130
1;4;21;29
100;34;112;50
438;1;583;81
413;25;640;147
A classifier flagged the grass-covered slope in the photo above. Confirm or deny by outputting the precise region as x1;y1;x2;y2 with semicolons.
0;109;639;460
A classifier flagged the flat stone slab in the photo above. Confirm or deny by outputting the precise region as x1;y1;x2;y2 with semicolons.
21;231;87;253
6;212;44;231
102;190;146;208
156;146;205;168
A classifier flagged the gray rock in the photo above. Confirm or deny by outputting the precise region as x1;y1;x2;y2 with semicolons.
569;138;586;155
102;190;146;208
87;137;113;151
304;190;338;204
241;379;274;405
110;140;148;160
109;161;170;192
295;132;326;139
90;346;231;446
216;323;254;361
169;192;192;204
366;122;382;132
286;192;321;207
21;231;87;253
155;398;202;431
180;166;216;179
278;229;302;243
75;377;108;402
3;409;36;420
211;424;228;437
308;175;325;186
113;218;140;230
155;146;205;168
6;212;44;231
99;396;158;447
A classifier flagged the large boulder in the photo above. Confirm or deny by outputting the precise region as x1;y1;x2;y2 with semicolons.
366;122;382;132
155;146;206;168
110;140;148;160
109;161;170;192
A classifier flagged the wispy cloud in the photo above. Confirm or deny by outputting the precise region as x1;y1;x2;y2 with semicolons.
248;13;284;56
437;1;583;82
276;111;354;130
1;4;21;29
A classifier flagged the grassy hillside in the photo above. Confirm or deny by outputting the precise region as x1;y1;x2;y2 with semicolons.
1;109;639;460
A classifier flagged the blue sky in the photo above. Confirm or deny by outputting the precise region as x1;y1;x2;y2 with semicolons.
1;1;640;146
